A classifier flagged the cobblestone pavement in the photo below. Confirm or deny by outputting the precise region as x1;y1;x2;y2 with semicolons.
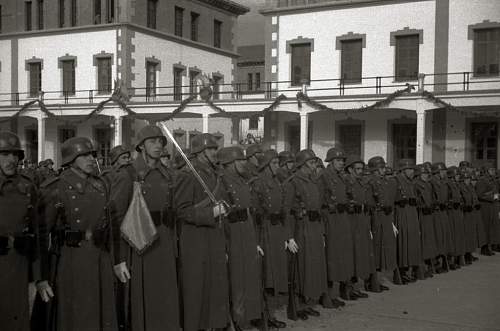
271;253;500;331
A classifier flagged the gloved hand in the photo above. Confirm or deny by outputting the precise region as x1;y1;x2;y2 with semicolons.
36;280;54;303
114;262;131;283
213;202;228;218
257;245;264;256
286;238;299;253
392;223;399;237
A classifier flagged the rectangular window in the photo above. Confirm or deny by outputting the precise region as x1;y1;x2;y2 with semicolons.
106;0;114;23
341;39;362;83
175;6;184;37
255;72;261;90
247;73;253;91
26;1;32;31
0;5;3;33
38;0;44;30
474;28;500;76
190;12;199;42
29;62;42;97
395;34;419;81
147;0;157;29
392;123;416;166
249;117;259;130
59;127;76;143
146;61;157;99
70;0;77;27
97;57;112;94
173;67;184;101
214;20;222;48
94;127;112;166
291;43;311;86
212;76;222;100
189;70;199;96
339;124;362;159
62;60;75;96
94;0;101;24
59;0;65;28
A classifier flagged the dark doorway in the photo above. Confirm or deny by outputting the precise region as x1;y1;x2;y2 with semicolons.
338;123;362;159
470;122;497;168
392;123;416;167
25;127;38;163
285;120;312;155
94;126;112;166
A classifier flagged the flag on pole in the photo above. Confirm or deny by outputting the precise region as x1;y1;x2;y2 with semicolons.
120;182;158;255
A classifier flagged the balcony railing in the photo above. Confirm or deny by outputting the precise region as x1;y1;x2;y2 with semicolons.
0;72;498;108
264;0;349;9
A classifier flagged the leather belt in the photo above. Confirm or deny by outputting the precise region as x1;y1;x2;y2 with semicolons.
227;209;248;224
150;210;175;229
307;210;321;222
420;207;433;215
269;212;285;226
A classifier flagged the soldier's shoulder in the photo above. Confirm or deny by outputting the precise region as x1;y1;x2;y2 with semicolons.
40;176;60;189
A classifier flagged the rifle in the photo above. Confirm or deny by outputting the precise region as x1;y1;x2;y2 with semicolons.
287;250;298;321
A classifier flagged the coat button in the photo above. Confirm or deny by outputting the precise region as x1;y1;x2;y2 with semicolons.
76;219;81;223
69;186;73;190
72;196;76;199
74;208;79;212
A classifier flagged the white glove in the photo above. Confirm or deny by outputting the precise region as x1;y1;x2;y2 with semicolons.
113;262;131;283
392;223;399;237
213;202;228;218
36;281;54;303
286;238;299;253
257;245;264;256
369;231;373;240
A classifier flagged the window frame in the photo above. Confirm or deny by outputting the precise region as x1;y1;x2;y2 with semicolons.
38;0;44;30
94;0;101;24
189;69;200;96
146;61;158;99
340;39;363;84
70;0;77;27
190;12;200;42
173;66;185;101
213;19;222;48
28;62;42;98
61;59;76;96
394;34;420;82
175;6;184;37
247;73;253;91
212;74;223;100
473;28;500;77
147;0;157;29
25;1;33;31
255;72;261;90
290;43;311;86
96;57;112;94
59;0;65;28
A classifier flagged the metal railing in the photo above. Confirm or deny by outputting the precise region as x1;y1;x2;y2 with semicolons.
0;72;498;107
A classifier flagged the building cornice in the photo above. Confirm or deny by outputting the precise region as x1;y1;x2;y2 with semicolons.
260;0;433;16
0;23;241;59
195;0;250;16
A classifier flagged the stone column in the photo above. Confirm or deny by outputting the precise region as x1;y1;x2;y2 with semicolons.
416;99;426;164
113;115;123;147
300;112;309;150
202;113;209;133
37;115;46;163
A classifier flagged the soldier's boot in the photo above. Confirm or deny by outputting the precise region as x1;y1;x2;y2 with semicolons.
339;282;354;300
320;292;335;309
429;259;436;275
393;268;404;285
492;244;500;252
414;265;426;280
364;273;381;293
440;255;449;272
456;255;465;268
448;256;458;270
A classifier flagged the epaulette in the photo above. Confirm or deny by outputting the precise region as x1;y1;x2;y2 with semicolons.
40;176;60;188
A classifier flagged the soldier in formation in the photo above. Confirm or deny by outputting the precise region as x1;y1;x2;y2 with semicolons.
5;126;500;331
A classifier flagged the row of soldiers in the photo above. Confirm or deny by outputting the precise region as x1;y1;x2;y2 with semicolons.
1;125;499;331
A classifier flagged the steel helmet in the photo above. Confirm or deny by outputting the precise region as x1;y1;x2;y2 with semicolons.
109;145;130;165
191;133;219;154
278;151;294;167
246;144;263;159
367;156;386;170
325;147;347;162
398;158;416;171
258;149;279;171
344;156;365;171
0;131;25;161
61;137;96;166
295;149;316;168
217;146;246;165
135;125;167;152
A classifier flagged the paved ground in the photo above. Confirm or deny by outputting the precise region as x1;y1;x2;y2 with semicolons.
272;253;500;331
